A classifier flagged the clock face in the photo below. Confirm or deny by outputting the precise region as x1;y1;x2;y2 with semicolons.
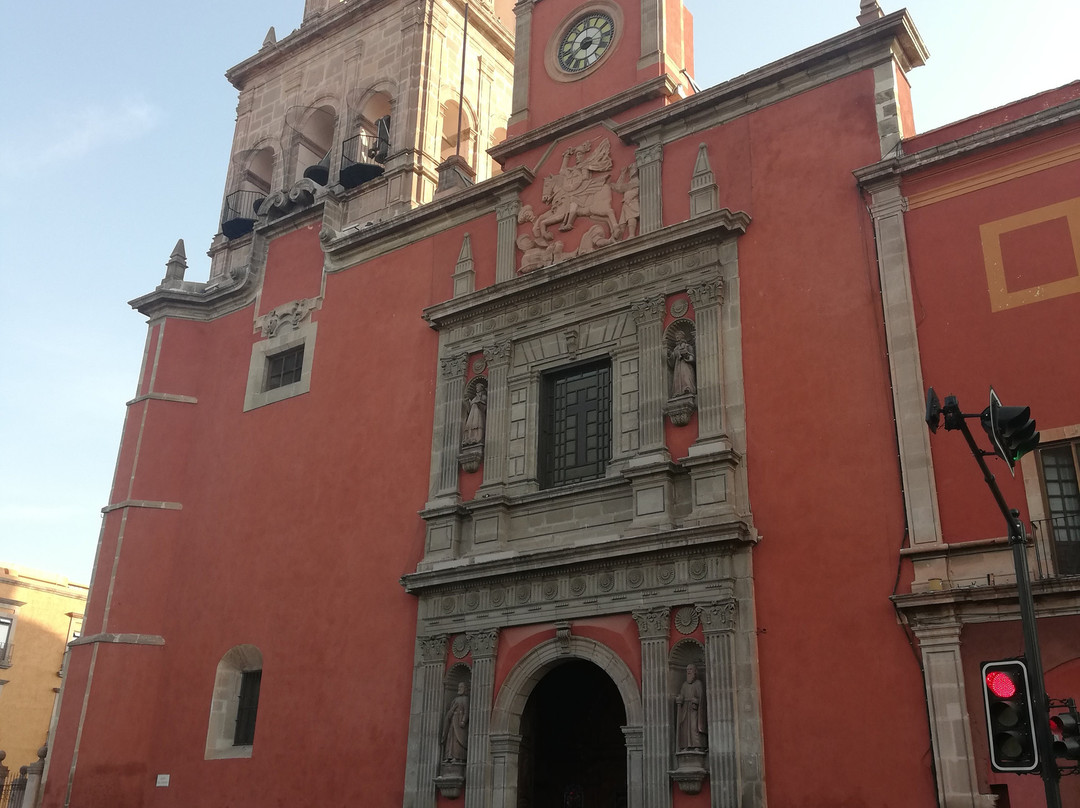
557;12;616;73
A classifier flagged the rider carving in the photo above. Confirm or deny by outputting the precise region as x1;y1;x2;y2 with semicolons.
516;138;638;272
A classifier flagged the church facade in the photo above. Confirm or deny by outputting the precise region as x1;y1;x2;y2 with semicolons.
41;1;1080;807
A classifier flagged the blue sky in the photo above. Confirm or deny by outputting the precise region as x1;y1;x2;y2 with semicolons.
1;0;1077;583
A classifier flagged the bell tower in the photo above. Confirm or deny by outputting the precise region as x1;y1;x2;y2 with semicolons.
507;0;694;136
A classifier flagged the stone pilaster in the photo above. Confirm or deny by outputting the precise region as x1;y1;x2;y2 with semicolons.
867;179;942;551
435;354;468;498
489;732;523;808
686;281;725;441
631;295;668;454
911;621;995;808
465;628;500;808
633;607;672;808
495;198;521;283
698;601;738;808
623;725;646;808
481;341;512;489
403;634;448;808
636;143;663;235
509;2;533;126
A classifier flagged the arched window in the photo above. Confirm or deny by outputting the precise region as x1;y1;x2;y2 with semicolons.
222;147;274;239
204;644;263;759
293;105;336;185
441;100;475;166
490;125;507;177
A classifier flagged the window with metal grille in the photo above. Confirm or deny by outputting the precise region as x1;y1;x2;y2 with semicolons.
1039;441;1080;575
233;669;261;746
539;360;611;488
266;345;304;391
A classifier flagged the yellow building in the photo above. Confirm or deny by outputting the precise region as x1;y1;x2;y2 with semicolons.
0;565;86;772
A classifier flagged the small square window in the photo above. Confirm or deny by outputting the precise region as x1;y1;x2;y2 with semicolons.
266;345;305;391
539;360;612;488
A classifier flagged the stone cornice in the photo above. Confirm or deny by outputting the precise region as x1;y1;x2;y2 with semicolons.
854;99;1080;188
892;576;1080;624
322;167;534;268
399;517;755;595
422;208;750;331
614;10;926;146
226;0;513;89
489;75;679;163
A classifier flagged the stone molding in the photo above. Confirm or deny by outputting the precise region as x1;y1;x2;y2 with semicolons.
631;294;666;324
696;599;737;634
465;628;499;659
441;353;469;379
254;296;320;337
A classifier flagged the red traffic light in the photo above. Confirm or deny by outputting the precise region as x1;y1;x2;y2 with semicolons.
986;670;1018;699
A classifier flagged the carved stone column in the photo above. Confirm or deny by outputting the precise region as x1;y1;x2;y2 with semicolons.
633;607;672;808
495;198;521;283
435;354;468;498
465;628;499;808
481;341;512;489
911;620;995;808
698;601;738;808
636;143;663;235
403;634;448;808
686;281;724;441
631;295;667;454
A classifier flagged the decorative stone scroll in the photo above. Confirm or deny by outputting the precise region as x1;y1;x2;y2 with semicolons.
254;297;320;337
515;138;640;272
664;319;697;426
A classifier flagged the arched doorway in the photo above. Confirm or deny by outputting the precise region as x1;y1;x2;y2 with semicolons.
518;660;627;808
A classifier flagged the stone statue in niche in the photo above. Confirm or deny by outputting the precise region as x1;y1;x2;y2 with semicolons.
441;682;470;763
515;138;640;272
611;162;640;239
669;333;696;397
459;378;487;473
664;320;697;426
675;663;707;751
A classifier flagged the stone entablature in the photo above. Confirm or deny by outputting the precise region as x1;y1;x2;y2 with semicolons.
402;522;754;628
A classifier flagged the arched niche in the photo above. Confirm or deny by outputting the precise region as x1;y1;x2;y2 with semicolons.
440;99;476;166
204;644;263;759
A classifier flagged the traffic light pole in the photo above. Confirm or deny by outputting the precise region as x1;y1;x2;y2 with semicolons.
942;398;1062;808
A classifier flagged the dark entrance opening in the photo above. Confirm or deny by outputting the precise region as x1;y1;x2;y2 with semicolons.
518;659;628;808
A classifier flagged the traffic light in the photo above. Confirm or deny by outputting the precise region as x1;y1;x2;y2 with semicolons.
982;659;1040;772
1050;705;1080;760
980;388;1040;473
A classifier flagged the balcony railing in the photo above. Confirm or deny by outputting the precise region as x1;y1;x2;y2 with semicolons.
1031;512;1080;579
0;641;12;667
340;131;386;190
221;189;266;240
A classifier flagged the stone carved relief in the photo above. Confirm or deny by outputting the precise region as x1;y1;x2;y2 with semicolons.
515;138;639;273
459;376;488;473
254;297;320;337
664;319;697;426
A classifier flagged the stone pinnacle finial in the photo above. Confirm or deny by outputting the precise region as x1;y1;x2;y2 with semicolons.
164;238;187;284
262;27;277;49
857;0;884;25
